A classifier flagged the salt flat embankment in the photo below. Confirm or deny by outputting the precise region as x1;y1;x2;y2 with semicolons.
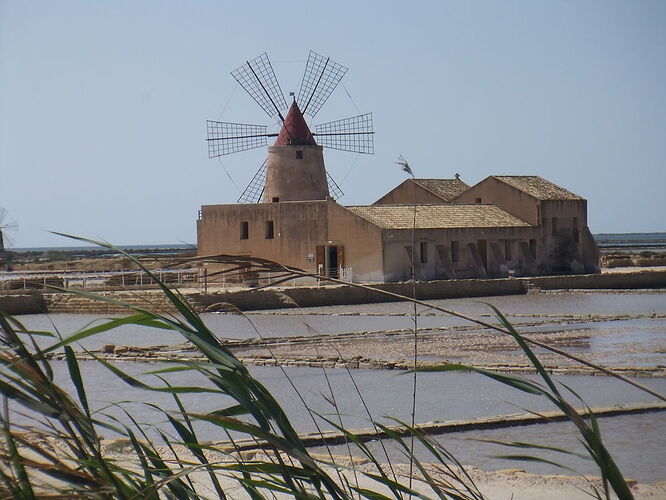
1;269;665;315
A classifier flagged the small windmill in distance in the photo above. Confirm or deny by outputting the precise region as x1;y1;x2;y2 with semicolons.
206;51;374;203
0;207;18;254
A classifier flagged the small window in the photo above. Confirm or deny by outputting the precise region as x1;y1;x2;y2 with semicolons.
573;217;579;243
552;217;558;235
272;197;280;203
295;150;303;159
505;240;512;261
265;220;274;239
529;239;537;258
240;221;249;240
451;241;459;263
420;242;428;263
475;197;482;204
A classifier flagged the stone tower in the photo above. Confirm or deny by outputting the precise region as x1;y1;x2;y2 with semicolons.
262;100;329;203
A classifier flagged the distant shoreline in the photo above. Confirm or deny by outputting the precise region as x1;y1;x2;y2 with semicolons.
6;232;665;254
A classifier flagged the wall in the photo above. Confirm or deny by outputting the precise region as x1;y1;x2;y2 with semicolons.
381;225;540;281
454;177;539;225
373;180;444;205
197;201;329;272
327;202;385;282
192;269;666;312
198;200;387;282
0;294;46;315
454;178;599;274
538;199;597;272
263;145;329;202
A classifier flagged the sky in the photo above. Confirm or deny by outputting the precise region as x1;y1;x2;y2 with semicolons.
1;0;665;248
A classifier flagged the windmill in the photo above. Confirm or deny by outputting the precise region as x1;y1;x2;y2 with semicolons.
0;207;18;253
206;51;374;203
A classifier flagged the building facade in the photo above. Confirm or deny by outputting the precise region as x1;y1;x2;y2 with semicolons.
197;175;600;283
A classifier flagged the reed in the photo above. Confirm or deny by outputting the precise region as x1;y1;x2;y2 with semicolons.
0;236;657;499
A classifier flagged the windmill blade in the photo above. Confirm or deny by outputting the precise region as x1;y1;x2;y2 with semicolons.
237;160;268;203
314;113;374;154
326;172;344;200
206;121;277;158
0;207;17;250
0;208;17;230
297;51;348;118
231;53;288;121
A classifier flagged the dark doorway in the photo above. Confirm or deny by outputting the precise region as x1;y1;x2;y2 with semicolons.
477;239;488;271
316;245;343;278
327;245;339;278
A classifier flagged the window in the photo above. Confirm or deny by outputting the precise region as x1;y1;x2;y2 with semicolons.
451;241;459;263
505;240;512;261
529;239;537;258
573;217;579;243
420;242;428;263
475;197;482;204
240;221;249;240
272;197;280;203
265;220;274;239
296;150;303;159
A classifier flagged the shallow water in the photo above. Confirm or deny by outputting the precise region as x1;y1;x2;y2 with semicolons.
17;291;666;351
9;291;666;482
315;412;666;483
13;361;666;482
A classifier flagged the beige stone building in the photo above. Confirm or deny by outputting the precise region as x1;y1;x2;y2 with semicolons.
198;79;599;282
197;173;600;283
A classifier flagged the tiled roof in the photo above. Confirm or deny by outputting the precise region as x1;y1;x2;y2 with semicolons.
412;178;469;201
492;176;582;200
346;204;531;229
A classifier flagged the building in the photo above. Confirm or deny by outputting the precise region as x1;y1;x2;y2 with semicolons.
373;177;469;205
197;174;600;283
197;94;599;282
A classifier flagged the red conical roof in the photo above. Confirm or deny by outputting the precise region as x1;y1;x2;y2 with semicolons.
275;100;317;146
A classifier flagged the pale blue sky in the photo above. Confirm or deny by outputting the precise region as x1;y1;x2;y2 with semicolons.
1;0;664;247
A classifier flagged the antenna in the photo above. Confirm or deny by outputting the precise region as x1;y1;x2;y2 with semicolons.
314;113;374;154
297;51;348;117
231;53;288;121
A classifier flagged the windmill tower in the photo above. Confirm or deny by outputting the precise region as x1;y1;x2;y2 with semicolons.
206;51;374;203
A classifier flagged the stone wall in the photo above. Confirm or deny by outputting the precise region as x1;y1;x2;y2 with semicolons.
4;270;665;315
0;294;46;315
44;291;181;315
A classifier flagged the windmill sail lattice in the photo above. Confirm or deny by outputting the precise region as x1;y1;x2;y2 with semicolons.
297;51;348;118
315;113;374;154
207;51;374;203
237;160;267;204
206;122;271;157
0;208;17;251
231;53;288;120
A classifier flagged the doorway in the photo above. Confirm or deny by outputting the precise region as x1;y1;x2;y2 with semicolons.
316;245;344;278
477;239;488;271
